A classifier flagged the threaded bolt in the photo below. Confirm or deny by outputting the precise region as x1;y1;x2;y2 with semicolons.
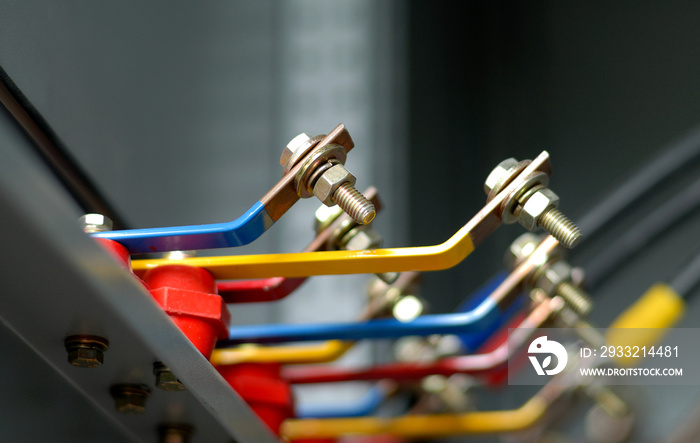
575;320;607;349
332;182;376;225
556;282;592;316
556;306;605;347
538;207;582;248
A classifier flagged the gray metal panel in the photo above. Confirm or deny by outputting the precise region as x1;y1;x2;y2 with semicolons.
0;104;277;442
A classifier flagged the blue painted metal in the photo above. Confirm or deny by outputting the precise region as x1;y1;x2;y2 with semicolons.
92;201;273;254
455;271;525;352
295;384;388;419
221;297;501;345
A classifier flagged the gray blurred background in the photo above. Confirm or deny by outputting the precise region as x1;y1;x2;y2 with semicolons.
2;1;700;441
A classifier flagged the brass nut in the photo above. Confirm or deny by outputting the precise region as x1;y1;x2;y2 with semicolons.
314;204;344;233
536;261;572;296
111;384;151;414
519;188;560;230
158;423;194;443
504;232;541;269
65;335;109;368
484;158;519;195
340;226;382;251
295;143;348;199
280;133;324;174
313;164;356;206
154;363;186;392
281;133;311;166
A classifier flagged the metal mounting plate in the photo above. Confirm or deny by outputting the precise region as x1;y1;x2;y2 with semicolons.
0;103;278;442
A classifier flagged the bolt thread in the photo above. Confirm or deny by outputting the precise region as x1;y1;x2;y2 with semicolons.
576;320;607;348
332;182;376;224
557;282;593;316
590;386;629;418
538;208;582;248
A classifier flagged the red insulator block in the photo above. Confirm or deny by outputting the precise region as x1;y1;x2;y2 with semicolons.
95;238;131;270
143;265;230;358
217;363;294;435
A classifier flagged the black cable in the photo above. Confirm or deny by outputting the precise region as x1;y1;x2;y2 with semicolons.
576;124;700;240
584;176;700;290
670;251;700;299
0;65;129;229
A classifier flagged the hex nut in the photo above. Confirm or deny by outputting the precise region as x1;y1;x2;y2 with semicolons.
280;133;311;167
154;363;186;392
519;188;560;230
314;204;344;233
535;260;572;296
341;226;382;251
313;163;356;206
484;158;518;195
159;424;194;443
65;335;109;368
111;384;151;414
79;213;113;233
68;348;104;368
504;232;541;269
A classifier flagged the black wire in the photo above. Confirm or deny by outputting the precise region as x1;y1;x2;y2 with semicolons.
584;177;700;290
576;124;700;240
0;65;129;229
670;251;700;299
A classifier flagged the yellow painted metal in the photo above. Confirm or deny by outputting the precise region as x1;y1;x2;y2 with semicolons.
131;226;475;280
281;395;548;439
210;340;353;365
607;283;685;366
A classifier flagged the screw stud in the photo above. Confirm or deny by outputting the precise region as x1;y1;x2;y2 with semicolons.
282;131;375;225
331;182;375;225
538;207;582;248
556;281;592;316
484;157;582;248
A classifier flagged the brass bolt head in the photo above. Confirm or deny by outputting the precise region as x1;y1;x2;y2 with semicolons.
313;204;344;233
504;232;541;269
484;158;518;194
281;133;326;174
79;213;113;233
536;260;572;296
519;188;560;230
111;384;151;414
340;226;382;251
159;424;194;443
68;348;103;368
280;133;311;167
313;163;356;206
65;335;109;368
